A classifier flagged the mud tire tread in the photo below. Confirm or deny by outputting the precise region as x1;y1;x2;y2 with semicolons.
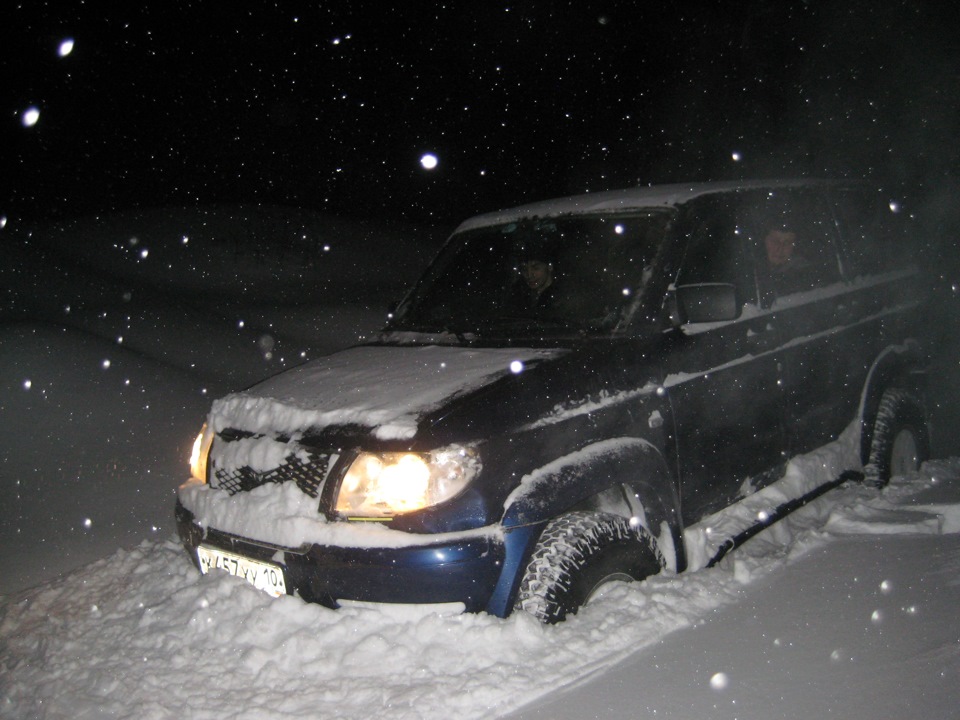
863;388;928;489
516;511;663;624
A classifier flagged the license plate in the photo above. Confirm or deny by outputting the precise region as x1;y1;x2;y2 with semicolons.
196;545;287;598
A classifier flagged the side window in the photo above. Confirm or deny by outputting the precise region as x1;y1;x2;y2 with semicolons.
675;197;756;307
745;191;841;302
832;189;911;277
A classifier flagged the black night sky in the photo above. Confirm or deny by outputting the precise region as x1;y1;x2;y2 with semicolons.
3;1;959;227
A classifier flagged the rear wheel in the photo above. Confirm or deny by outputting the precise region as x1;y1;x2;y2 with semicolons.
864;388;928;488
515;511;663;624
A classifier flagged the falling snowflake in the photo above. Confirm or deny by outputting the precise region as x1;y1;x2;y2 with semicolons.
21;106;40;127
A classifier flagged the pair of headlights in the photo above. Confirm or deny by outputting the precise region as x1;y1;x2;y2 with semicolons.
189;426;479;518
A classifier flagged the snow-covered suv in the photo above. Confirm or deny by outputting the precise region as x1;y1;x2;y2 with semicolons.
176;179;930;622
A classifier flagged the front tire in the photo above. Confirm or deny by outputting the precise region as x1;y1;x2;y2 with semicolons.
515;511;663;624
864;388;928;488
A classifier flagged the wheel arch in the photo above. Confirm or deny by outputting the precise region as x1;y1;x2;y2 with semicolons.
500;437;685;572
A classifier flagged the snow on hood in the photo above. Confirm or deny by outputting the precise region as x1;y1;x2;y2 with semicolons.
210;344;565;440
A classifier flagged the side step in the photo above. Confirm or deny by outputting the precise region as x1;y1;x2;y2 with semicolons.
683;467;864;572
706;470;863;567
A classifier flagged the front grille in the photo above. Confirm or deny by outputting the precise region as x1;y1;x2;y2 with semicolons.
212;450;338;498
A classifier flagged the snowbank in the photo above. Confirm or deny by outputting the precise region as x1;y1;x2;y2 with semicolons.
3;459;958;720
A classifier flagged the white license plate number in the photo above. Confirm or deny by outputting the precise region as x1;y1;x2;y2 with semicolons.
196;545;287;598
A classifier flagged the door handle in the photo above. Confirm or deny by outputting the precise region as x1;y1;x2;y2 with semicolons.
745;323;778;353
835;301;859;325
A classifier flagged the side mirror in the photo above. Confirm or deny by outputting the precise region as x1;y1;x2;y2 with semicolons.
675;283;740;324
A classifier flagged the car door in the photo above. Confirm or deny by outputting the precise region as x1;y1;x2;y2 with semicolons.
661;193;787;525
745;190;851;455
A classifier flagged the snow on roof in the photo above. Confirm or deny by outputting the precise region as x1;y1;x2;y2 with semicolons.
210;344;565;440
455;178;836;232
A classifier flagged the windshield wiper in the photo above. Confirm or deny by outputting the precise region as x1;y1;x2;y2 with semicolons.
475;314;588;335
390;319;479;342
395;314;591;340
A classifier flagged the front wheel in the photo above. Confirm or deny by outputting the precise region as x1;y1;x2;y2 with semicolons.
864;388;929;488
515;511;664;624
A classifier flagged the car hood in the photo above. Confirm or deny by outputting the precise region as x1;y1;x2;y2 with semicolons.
209;344;566;440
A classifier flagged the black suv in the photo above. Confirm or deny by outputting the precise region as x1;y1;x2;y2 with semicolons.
176;179;930;622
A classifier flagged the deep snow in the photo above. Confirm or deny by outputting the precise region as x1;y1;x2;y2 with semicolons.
1;206;959;720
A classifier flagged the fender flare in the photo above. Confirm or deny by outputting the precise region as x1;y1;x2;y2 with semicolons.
500;437;684;569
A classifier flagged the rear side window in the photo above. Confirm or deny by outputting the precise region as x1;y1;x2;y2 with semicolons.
832;190;913;278
676;189;843;310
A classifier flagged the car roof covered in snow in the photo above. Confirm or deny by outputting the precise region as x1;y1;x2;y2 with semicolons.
455;178;843;232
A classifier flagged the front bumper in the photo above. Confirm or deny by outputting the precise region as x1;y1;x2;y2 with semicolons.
175;500;507;613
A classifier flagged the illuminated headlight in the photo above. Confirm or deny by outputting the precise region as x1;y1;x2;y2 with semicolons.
189;423;214;482
335;445;480;518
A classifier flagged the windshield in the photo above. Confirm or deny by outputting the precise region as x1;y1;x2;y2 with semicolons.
390;211;672;338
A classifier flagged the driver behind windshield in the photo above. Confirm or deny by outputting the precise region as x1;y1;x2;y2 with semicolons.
506;242;561;312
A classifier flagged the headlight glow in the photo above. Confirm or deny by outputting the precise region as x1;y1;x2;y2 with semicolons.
336;445;480;518
189;424;214;482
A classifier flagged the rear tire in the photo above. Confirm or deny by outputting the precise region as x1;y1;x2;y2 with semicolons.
515;511;663;624
864;388;928;488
